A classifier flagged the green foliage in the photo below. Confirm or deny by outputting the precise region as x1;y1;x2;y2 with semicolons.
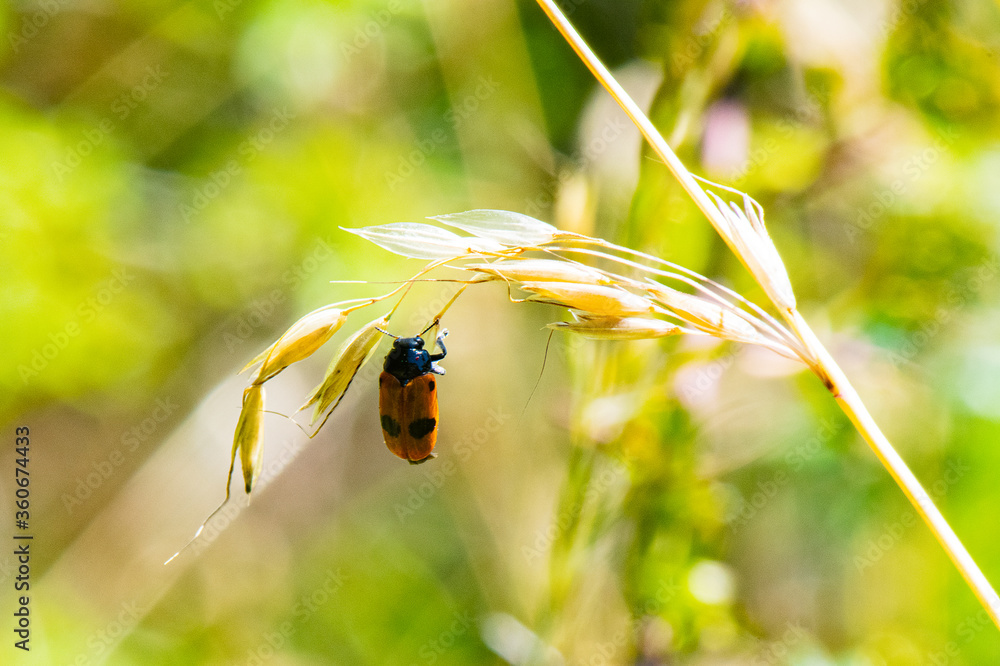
8;0;1000;664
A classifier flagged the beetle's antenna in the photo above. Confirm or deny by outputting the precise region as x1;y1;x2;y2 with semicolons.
375;327;398;339
522;329;555;417
419;319;439;337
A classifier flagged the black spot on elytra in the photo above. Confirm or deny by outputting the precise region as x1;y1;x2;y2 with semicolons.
427;379;435;391
381;414;401;437
408;417;436;439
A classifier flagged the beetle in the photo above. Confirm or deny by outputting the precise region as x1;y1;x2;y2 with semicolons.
377;325;448;464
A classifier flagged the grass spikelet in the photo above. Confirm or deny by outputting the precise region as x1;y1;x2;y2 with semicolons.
431;209;559;246
645;283;761;343
300;314;390;425
705;190;797;311
547;315;680;340
231;384;265;495
343;223;503;259
241;305;349;384
463;259;612;285
519;281;655;317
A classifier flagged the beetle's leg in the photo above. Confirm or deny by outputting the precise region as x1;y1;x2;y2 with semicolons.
429;329;448;361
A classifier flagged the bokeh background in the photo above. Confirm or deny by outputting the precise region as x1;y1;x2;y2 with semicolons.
3;0;1000;663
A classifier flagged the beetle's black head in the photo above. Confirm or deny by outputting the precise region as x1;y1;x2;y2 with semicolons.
383;336;432;384
394;336;424;350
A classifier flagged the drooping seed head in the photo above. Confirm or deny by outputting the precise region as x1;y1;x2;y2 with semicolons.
547;315;681;340
645;283;761;343
242;306;348;384
520;281;655;317
344;223;504;259
463;259;612;286
708;192;796;311
301;314;389;424
431;209;559;247
232;384;265;495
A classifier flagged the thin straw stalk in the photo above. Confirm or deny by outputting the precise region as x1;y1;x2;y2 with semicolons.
533;1;734;264
788;310;1000;624
534;0;1000;627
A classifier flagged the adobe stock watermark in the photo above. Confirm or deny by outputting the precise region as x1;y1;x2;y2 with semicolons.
523;117;628;218
238;568;347;666
332;307;438;401
677;344;745;404
749;622;807;666
393;406;512;522
64;598;147;665
545;0;587;24
726;417;843;529
521;454;632;563
52;65;169;182
339;0;405;62
7;0;72;54
384;76;501;191
220;237;335;355
62;397;179;514
213;0;253;20
179;106;296;223
185;434;313;561
18;267;136;384
581;579;680;666
844;126;960;243
923;607;992;666
878;0;930;37
409;285;468;334
404;610;476;666
670;6;733;75
854;459;969;572
725;86;826;183
880;255;998;369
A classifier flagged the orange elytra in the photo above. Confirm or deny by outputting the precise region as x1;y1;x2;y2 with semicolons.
377;325;447;464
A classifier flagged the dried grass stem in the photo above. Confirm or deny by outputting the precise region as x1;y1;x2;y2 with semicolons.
535;0;1000;628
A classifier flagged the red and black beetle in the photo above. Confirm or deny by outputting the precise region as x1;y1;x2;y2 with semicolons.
377;326;447;464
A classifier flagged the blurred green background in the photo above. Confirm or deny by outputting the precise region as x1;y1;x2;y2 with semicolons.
3;0;1000;663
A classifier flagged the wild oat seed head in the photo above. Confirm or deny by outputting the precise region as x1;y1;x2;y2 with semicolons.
242;305;348;385
464;258;612;285
301;314;389;424
233;384;265;495
708;192;796;311
548;315;681;340
645;282;761;342
432;209;559;247
344;223;504;260
519;281;656;317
